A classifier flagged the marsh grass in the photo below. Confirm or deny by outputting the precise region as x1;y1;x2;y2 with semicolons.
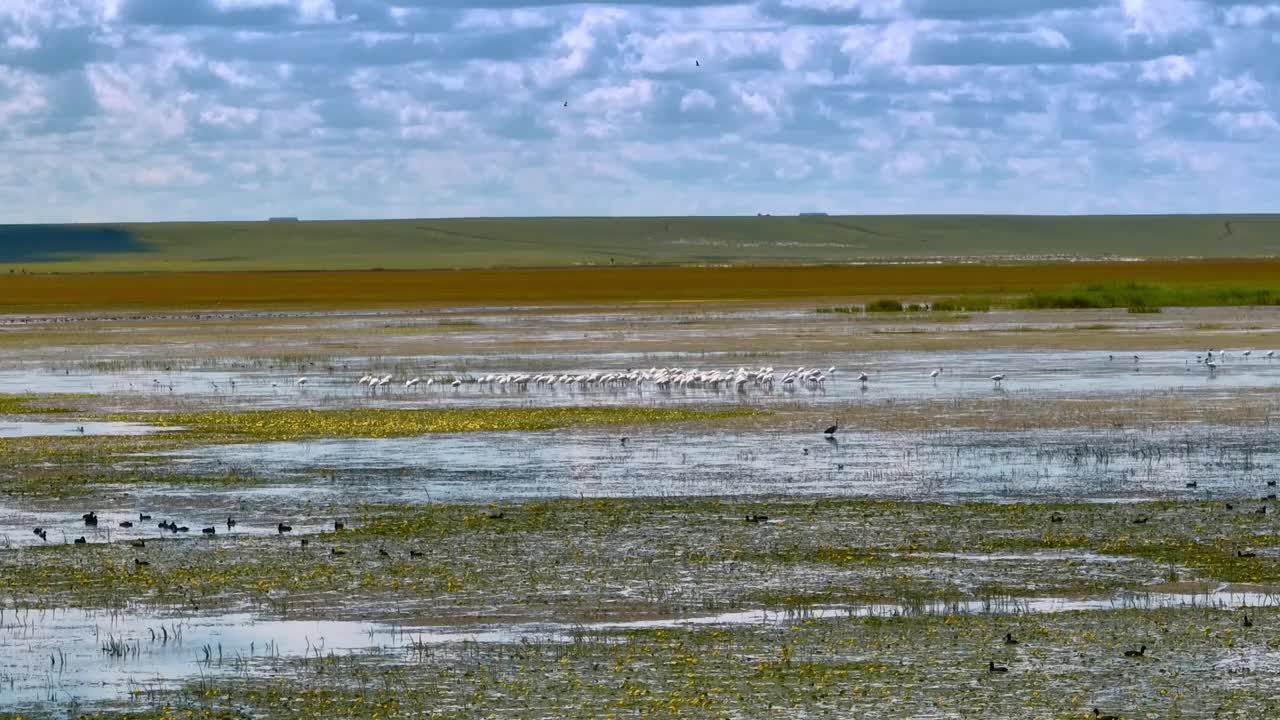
68;603;1280;720
4;497;1274;622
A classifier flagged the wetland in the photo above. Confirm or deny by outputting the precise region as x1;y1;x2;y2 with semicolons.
4;301;1280;718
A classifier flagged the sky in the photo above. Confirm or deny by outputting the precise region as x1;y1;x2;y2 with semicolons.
0;0;1277;222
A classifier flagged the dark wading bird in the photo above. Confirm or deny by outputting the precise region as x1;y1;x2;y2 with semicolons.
823;421;838;436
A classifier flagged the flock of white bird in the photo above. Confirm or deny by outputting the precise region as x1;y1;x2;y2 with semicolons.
284;349;1278;391
341;366;842;393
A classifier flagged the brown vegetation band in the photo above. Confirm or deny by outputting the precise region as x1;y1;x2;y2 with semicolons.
4;259;1280;310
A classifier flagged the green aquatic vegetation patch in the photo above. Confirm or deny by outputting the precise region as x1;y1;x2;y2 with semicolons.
141;406;764;442
0;393;83;414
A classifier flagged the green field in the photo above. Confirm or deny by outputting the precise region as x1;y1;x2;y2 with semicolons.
4;214;1280;272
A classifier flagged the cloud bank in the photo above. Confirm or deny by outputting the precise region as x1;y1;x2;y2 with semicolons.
0;0;1276;221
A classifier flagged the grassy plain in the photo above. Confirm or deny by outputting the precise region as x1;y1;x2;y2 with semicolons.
7;260;1280;312
5;214;1280;272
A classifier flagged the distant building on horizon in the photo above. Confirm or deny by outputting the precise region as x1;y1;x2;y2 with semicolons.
797;212;829;217
268;216;300;223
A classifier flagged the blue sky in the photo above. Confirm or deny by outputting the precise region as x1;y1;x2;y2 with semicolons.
0;0;1276;221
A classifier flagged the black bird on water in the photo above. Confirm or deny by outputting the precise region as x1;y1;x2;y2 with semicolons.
1050;513;1065;523
331;548;347;557
1132;516;1149;525
1094;709;1121;720
119;521;133;529
987;661;1008;673
226;516;237;529
410;549;424;558
1238;549;1257;558
201;527;216;535
33;528;48;542
278;522;292;534
1186;481;1198;488
1003;633;1018;645
73;537;87;545
1269;480;1277;487
334;520;345;531
746;514;769;523
139;513;152;521
1243;613;1254;628
131;539;145;548
134;559;149;567
1123;645;1147;658
82;512;98;527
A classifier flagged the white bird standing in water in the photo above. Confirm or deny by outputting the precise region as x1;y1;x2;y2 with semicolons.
990;373;1006;385
930;367;942;379
296;377;308;385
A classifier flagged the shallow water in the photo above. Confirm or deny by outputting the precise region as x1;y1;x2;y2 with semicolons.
1;349;1278;410
0;608;392;709
3;586;1274;710
0;421;169;439
158;424;1280;505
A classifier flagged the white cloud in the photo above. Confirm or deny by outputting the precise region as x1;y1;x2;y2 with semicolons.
1209;73;1264;107
0;0;1277;221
